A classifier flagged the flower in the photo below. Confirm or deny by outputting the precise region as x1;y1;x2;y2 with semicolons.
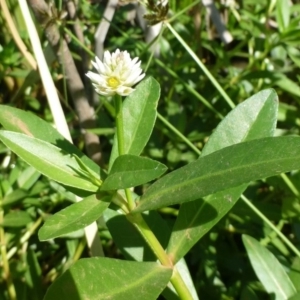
86;49;145;96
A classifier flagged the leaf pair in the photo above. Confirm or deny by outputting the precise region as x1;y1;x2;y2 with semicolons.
0;77;164;194
164;89;280;263
0;77;164;241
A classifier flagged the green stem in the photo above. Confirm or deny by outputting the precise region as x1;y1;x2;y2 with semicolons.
155;58;223;119
113;95;193;299
125;189;135;210
63;238;87;272
128;213;172;266
63;27;95;57
168;0;201;23
114;95;135;210
171;267;194;300
7;215;44;260
0;210;17;300
166;22;235;109
114;95;125;156
111;192;130;214
281;173;300;197
158;113;201;155
114;95;193;300
127;213;194;300
241;195;300;259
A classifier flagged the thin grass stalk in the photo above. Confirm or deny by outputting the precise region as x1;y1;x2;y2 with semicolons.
17;0;103;257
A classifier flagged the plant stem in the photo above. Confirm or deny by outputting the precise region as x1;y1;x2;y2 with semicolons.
168;0;201;23
63;27;94;57
157;113;201;155
114;95;135;210
127;213;194;300
114;95;125;156
281;173;300;197
0;210;17;300
0;0;37;69
7;215;44;260
128;213;172;266
111;192;130;214
166;22;235;109
241;195;300;259
114;95;193;299
18;0;72;142
171;267;194;300
154;58;224;118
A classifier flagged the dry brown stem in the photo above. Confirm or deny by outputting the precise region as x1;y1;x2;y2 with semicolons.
28;0;102;165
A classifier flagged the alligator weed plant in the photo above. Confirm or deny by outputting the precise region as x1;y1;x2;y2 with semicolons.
1;49;300;299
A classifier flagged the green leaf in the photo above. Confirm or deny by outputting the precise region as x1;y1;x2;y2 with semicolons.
282;197;300;220
276;0;290;32
109;77;160;170
133;136;300;213
44;257;172;300
167;198;219;262
0;105;100;174
280;29;300;45
289;292;300;300
0;131;99;192
1;211;32;227
25;248;44;300
102;155;167;190
275;73;300;97
167;89;278;262
240;286;259;300
202;89;278;154
242;235;297;299
39;194;110;240
286;47;300;69
2;189;28;207
289;257;300;292
17;166;41;190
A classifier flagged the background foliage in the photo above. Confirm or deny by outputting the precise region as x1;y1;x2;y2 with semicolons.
1;0;300;299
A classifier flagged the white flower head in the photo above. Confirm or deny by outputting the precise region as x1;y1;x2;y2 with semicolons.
86;49;145;97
